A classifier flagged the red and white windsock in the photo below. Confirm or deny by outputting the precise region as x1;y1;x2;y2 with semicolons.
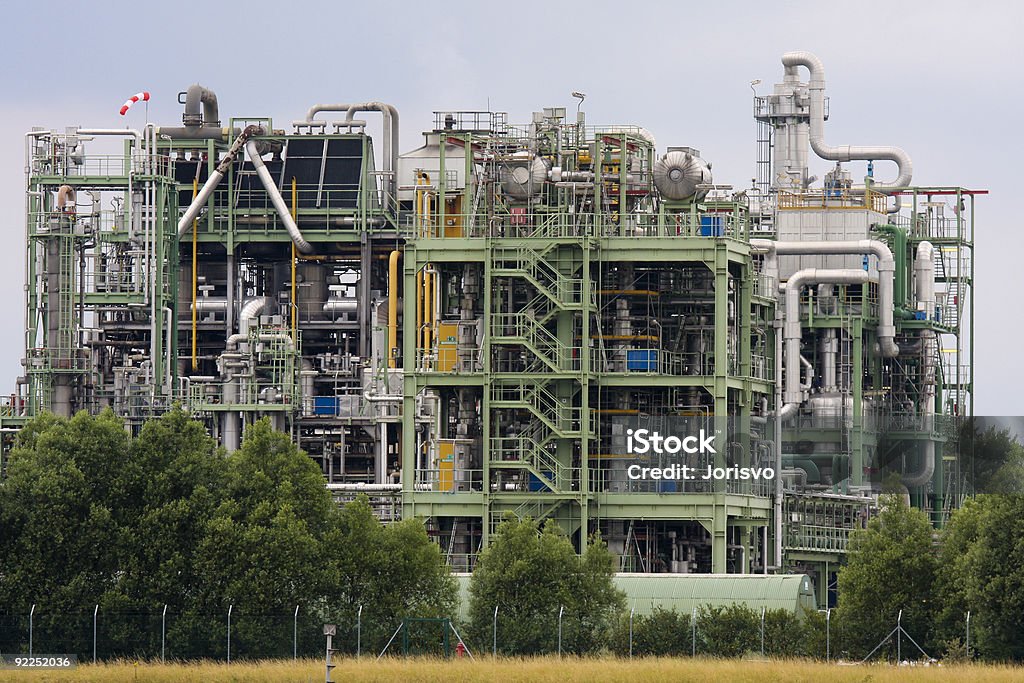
119;91;150;116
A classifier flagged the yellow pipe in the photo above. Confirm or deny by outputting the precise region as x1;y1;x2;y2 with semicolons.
191;178;198;371
388;250;400;369
291;178;298;341
415;269;423;353
424;268;432;355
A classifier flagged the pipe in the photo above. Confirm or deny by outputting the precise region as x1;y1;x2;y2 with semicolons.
291;178;298;339
322;299;359;315
178;126;261;238
782;269;874;410
388;250;400;369
305;102;399;195
238;296;272;339
873;224;908;307
77;128;143;143
56;185;76;212
799;354;814;390
325;483;401;492
244;140;314;254
192;298;229;314
821;329;838;392
191;178;199;371
751;239;899;357
183;84;220;128
154;126;235;141
903;241;936;488
780;51;912;191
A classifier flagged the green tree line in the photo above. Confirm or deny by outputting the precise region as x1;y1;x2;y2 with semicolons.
0;409;454;659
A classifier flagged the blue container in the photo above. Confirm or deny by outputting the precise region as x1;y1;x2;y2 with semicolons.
313;396;339;416
627;349;658;371
528;473;552;492
699;215;724;236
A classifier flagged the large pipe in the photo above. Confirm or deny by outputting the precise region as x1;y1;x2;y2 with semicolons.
388;250;400;369
305;102;399;200
178;126;262;238
751;239;899;357
183;84;220;128
244;140;314;254
782;269;874;411
780;51;912;191
903;241;937;488
238;296;272;339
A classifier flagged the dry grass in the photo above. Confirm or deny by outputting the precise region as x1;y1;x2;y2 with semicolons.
1;657;1022;682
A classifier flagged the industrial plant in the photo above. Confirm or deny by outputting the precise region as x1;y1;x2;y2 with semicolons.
1;51;977;607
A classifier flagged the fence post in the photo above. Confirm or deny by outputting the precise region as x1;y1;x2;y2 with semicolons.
294;605;299;660
760;606;765;656
691;607;696;657
227;604;233;664
629;603;635;659
161;605;167;663
966;610;971;658
93;604;99;664
897;609;902;663
29;604;35;657
826;608;831;662
357;605;363;658
557;605;564;657
492;604;498;658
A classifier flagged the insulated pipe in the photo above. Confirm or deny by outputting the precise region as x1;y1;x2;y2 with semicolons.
780;51;912;190
305;102;399;200
821;329;838;392
56;185;76;212
782;269;874;410
238;296;272;339
183;84;220;128
244;141;314;254
77;128;143;144
799;354;814;390
751;239;899;357
903;241;937;488
388;250;400;369
154;126;235;141
178;126;261;238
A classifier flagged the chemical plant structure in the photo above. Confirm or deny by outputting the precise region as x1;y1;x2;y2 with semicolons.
2;51;978;607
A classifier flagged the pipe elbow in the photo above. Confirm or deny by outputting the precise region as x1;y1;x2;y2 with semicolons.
781;51;825;86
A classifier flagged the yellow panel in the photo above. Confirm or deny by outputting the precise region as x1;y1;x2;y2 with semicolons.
444;195;463;238
435;322;459;372
438;439;455;492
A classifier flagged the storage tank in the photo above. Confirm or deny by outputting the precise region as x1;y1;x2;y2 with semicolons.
654;147;711;201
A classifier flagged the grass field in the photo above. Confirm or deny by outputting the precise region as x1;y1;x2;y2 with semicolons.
1;657;1022;683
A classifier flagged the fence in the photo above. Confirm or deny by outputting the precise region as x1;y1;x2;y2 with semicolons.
0;603;955;663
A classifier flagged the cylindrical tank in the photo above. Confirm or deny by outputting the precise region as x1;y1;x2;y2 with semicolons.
654;148;712;201
500;154;549;200
297;262;327;322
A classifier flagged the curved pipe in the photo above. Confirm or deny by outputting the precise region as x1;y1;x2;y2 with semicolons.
178;126;262;238
244;140;314;254
305;102;399;198
238;296;272;339
388;250;400;369
56;185;76;212
183;84;220;128
783;269;874;410
751;238;899;357
781;51;912;191
903;241;937;488
77;128;143;144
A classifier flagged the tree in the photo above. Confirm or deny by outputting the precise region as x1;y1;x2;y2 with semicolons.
321;496;457;654
466;517;624;655
934;494;1024;660
835;494;937;659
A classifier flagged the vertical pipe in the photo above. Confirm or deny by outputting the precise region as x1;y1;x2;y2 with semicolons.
557;605;564;656
191;178;198;370
93;604;98;663
293;605;299;660
291;178;298;341
628;604;634;659
29;604;34;656
423;269;433;357
388;251;400;369
357;604;363;658
691;606;696;656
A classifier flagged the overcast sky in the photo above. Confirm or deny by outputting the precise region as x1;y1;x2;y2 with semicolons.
0;0;1018;413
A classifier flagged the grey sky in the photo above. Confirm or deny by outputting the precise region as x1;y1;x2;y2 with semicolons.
0;0;1018;413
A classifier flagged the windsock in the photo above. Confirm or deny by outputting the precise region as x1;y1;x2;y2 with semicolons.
119;91;150;116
